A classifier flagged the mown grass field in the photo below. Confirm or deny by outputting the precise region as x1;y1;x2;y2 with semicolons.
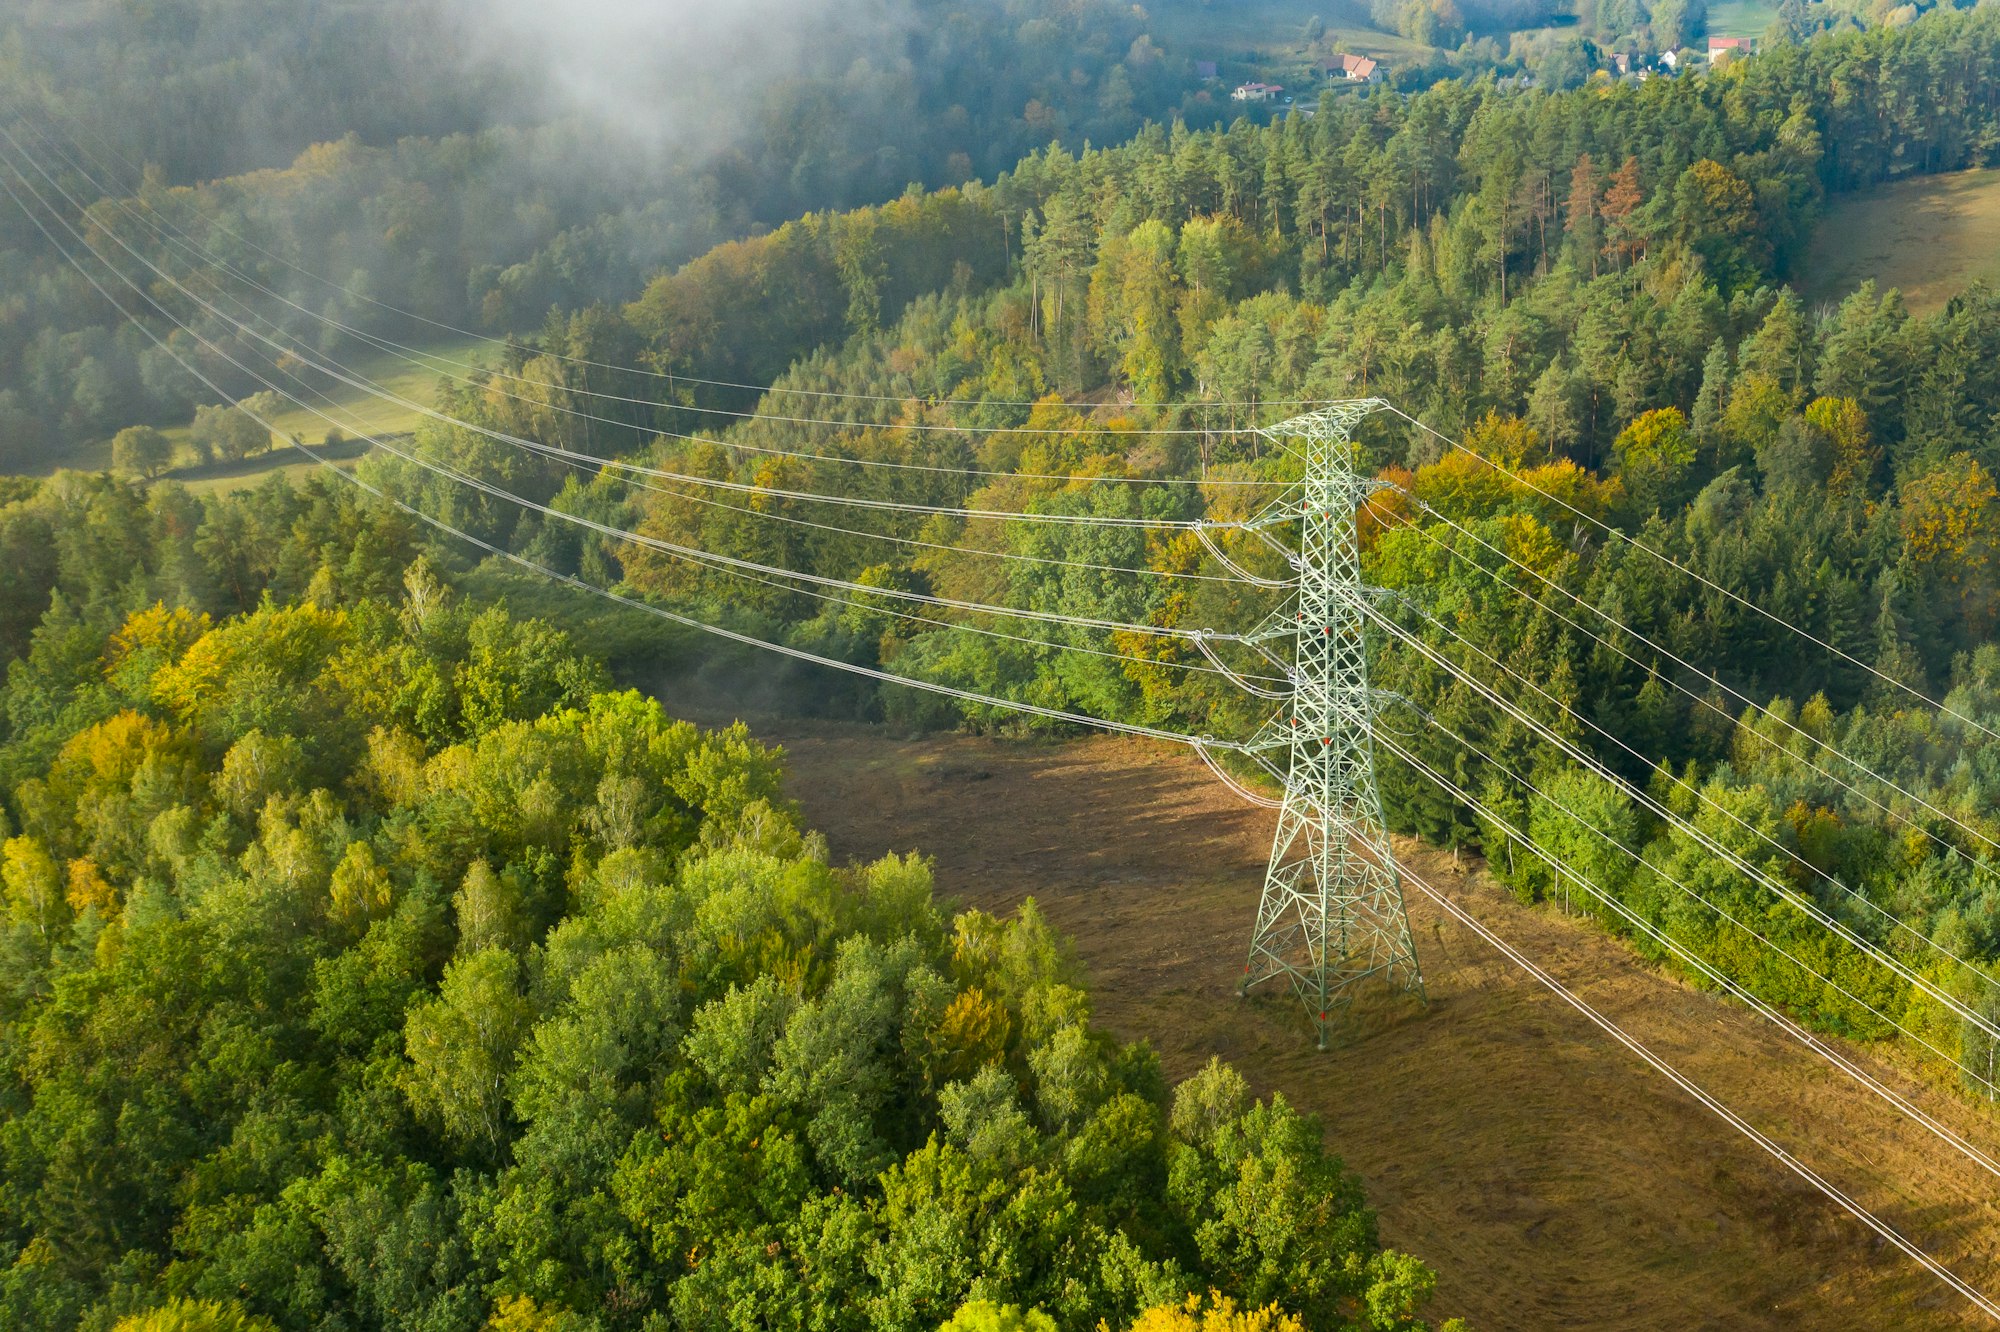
41;333;491;488
1802;167;2000;316
1707;0;1782;38
1152;0;1431;80
167;435;380;497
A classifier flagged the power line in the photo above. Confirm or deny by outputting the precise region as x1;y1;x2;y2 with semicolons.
25;117;2000;910
1365;539;1998;995
2;143;1306;723
100;128;1994;915
1377;726;2000;1177
70;85;2000;860
61;188;1261;588
1364;517;2000;1051
0;137;1266;654
1395;855;2000;1323
1386;403;2000;759
3;122;1243;533
18;136;2000;1317
135;146;1994;1071
1400;496;2000;865
13;109;1325;437
21;149;1268;587
61;176;1276;587
1362;651;2000;1092
0;157;1246;757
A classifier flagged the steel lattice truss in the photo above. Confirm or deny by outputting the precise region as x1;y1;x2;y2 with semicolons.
1236;400;1425;1046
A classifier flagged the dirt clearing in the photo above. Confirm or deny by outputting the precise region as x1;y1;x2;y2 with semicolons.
674;703;2000;1330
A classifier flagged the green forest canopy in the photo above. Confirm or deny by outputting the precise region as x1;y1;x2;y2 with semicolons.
0;526;1460;1331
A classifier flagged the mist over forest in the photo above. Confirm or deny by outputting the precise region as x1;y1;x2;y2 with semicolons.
0;0;1219;466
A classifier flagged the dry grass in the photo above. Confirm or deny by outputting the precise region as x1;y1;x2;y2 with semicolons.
673;699;2000;1330
1802;168;2000;317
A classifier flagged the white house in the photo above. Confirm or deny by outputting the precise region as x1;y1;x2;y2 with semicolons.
1231;82;1283;102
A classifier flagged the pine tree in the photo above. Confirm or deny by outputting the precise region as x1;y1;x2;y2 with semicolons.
1565;152;1601;277
1736;290;1813;399
1691;339;1731;449
1871;572;1929;704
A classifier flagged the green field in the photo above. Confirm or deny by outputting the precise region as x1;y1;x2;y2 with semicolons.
1151;0;1431;81
168;435;380;496
1705;0;1781;38
39;333;491;490
1801;166;2000;316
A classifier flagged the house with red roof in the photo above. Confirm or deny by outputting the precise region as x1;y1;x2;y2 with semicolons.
1323;52;1384;83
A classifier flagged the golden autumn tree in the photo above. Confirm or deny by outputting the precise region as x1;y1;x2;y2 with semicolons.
1123;1292;1305;1331
1611;407;1696;514
112;1299;277;1332
1804;396;1878;498
1900;453;2000;635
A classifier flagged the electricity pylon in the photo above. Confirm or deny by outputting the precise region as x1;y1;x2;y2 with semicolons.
1225;400;1425;1048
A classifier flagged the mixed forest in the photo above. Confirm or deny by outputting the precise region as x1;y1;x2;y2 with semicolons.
340;7;2000;1083
0;476;1454;1331
11;1;2000;1329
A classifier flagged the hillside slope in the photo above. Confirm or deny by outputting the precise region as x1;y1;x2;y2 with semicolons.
701;712;2000;1330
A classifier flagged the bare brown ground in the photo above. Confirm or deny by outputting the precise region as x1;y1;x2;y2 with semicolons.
679;705;2000;1330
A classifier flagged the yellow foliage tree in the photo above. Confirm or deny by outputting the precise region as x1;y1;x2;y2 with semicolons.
483;1294;589;1332
924;985;1013;1084
66;856;117;914
2;835;66;935
105;602;212;688
329;840;394;926
1462;411;1546;468
1499;513;1569;583
1611;407;1695;512
1720;372;1792;459
1899;453;1998;578
150;602;348;727
1409;450;1515;518
1515;458;1616;523
1803;396;1876;497
51;709;179;791
1120;1292;1304;1332
111;1298;277;1332
1900;453;2000;635
940;1300;1059;1332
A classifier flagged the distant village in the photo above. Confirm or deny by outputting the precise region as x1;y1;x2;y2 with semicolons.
1214;31;1761;108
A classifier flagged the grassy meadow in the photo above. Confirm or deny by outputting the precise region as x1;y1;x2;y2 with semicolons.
1801;166;2000;316
1706;0;1783;37
42;334;491;492
1151;0;1431;83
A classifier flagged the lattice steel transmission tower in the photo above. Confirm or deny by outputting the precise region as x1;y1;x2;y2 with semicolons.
1222;400;1424;1048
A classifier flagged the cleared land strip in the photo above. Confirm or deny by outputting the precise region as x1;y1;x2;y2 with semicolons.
718;716;2000;1331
